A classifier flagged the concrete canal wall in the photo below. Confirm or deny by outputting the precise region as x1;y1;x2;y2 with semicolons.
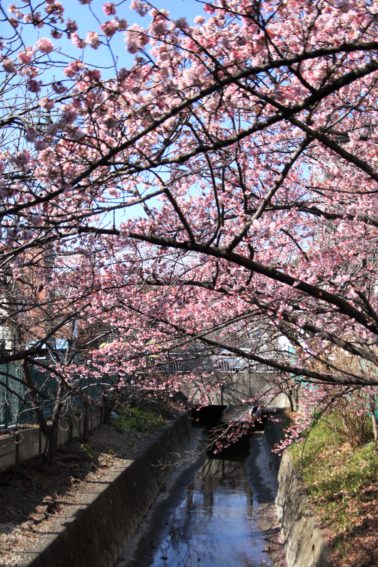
23;415;192;567
264;421;331;567
275;451;331;567
0;407;103;472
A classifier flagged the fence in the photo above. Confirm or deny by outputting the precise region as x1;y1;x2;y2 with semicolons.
0;359;116;430
0;362;25;429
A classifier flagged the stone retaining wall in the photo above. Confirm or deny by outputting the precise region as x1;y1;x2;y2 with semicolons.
23;415;192;567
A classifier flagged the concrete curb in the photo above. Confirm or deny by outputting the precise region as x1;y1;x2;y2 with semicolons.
22;415;192;567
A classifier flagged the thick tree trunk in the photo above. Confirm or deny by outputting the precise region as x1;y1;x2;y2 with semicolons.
23;360;64;465
46;420;59;465
82;396;90;442
102;393;113;424
372;415;378;451
44;379;64;465
23;360;51;459
286;391;295;412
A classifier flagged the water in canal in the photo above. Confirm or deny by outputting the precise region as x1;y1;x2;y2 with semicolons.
117;433;284;567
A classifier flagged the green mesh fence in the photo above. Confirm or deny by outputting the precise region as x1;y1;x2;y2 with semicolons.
0;362;25;429
0;361;117;429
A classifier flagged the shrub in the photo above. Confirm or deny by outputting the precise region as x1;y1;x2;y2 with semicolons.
323;398;372;448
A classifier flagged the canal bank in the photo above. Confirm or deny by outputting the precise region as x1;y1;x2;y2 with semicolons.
12;412;331;567
263;420;331;567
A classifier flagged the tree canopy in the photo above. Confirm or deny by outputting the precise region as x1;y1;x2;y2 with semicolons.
0;0;377;424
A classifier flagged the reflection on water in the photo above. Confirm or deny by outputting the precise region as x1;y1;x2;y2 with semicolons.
148;458;272;567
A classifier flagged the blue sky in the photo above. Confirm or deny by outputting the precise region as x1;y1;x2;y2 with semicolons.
0;0;207;84
74;0;206;24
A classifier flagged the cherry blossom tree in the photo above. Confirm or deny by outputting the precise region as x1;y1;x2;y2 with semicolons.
0;0;377;454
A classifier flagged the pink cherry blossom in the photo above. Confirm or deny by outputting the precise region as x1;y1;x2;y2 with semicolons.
27;79;41;93
130;0;149;17
71;33;86;49
13;150;31;167
36;37;54;53
64;60;85;77
101;19;121;37
103;2;116;16
2;58;16;72
17;48;34;64
86;31;100;48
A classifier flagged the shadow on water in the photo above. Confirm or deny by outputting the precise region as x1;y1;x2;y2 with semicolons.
118;431;282;567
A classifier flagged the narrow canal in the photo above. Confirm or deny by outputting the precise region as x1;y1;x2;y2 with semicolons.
117;432;285;567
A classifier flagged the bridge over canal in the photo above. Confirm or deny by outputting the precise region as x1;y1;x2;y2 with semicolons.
183;369;291;408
